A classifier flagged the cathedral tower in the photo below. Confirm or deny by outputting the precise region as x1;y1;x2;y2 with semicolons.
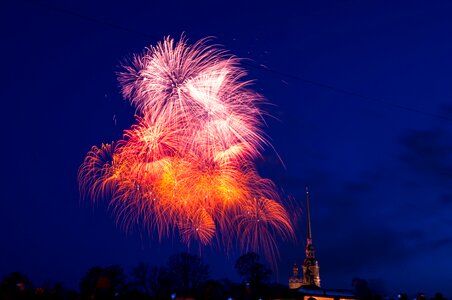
288;263;303;289
302;187;321;288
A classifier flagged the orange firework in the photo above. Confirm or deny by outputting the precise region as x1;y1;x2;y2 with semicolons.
78;36;295;263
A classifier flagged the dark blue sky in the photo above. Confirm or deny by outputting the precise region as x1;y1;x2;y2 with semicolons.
1;0;452;297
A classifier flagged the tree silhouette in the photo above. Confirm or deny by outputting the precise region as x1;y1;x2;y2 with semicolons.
234;252;272;286
352;277;372;298
234;252;272;300
40;281;72;300
80;265;127;300
130;262;172;299
0;272;33;300
166;252;209;298
148;266;173;299
200;279;227;300
130;262;152;296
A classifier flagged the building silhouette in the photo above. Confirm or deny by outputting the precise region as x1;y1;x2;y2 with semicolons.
289;188;362;300
289;187;320;289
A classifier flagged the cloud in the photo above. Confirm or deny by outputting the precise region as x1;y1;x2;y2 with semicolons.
429;237;452;251
343;181;374;194
304;182;396;272
439;193;452;205
439;103;452;116
304;174;432;275
317;224;417;274
399;129;452;182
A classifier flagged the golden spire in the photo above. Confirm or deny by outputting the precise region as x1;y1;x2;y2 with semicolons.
305;186;312;243
302;186;321;287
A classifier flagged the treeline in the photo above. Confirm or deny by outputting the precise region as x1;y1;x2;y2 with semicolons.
0;252;295;300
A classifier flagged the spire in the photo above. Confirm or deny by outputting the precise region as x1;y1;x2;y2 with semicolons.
302;186;321;288
289;187;321;289
305;186;312;243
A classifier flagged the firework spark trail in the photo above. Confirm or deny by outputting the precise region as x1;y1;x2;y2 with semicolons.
78;36;295;264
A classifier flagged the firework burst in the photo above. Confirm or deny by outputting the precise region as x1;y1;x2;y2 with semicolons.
79;36;295;263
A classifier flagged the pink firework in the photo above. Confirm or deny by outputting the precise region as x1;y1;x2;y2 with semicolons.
79;36;295;264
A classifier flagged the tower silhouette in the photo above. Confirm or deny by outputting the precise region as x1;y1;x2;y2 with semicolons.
301;187;321;288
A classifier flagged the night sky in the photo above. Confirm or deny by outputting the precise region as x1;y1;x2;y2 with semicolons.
1;0;452;297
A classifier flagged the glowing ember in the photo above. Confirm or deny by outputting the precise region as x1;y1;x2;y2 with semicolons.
78;36;294;262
